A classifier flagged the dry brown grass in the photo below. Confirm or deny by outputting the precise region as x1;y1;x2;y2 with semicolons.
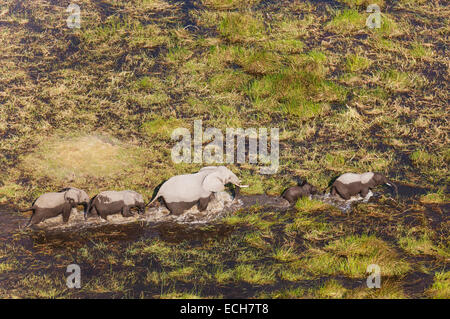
0;0;448;299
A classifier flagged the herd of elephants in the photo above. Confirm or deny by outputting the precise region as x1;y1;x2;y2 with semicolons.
19;166;397;227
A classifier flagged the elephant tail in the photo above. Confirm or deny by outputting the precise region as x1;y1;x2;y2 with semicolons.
84;196;96;220
24;216;33;228
146;191;161;207
19;207;34;212
330;186;337;196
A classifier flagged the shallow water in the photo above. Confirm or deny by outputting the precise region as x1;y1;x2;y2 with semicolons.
0;182;439;247
3;182;433;236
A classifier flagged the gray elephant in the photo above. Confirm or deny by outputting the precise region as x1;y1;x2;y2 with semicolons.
148;166;248;215
20;187;90;226
85;190;145;220
282;180;320;204
330;172;397;200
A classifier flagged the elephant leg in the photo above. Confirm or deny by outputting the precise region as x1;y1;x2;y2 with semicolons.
25;213;34;227
165;201;194;215
360;187;369;198
122;206;133;217
198;195;212;212
25;210;37;227
97;208;108;221
330;186;337;196
361;188;373;202
62;205;72;223
335;185;351;200
29;209;45;226
90;206;99;217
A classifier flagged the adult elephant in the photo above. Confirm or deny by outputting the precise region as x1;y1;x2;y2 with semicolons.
20;187;90;226
148;166;248;215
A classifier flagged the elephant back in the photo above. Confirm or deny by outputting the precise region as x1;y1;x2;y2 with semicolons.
34;192;66;208
160;173;210;203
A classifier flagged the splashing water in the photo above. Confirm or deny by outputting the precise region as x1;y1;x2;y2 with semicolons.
29;191;242;232
22;189;381;232
312;191;375;213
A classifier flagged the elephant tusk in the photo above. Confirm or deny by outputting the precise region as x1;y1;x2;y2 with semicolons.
237;184;249;188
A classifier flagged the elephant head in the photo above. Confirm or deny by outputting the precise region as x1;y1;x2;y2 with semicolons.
298;179;319;195
372;173;398;195
303;183;319;195
61;187;90;214
130;191;146;214
201;166;248;193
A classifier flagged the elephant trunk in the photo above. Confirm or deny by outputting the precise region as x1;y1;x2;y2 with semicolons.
84;197;95;220
138;203;146;214
82;202;89;214
234;185;241;199
385;178;398;196
231;181;248;200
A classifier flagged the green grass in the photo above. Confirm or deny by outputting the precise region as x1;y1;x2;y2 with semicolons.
336;0;385;7
420;191;448;204
315;279;348;299
141;116;187;138
233;264;276;285
381;69;418;92
398;234;449;259
258;287;306;298
410;150;437;167
426;271;450;299
201;0;262;10
345;54;371;72
326;9;365;34
410;43;433;59
246;64;345;117
295;197;330;212
272;246;298;262
299;235;411;278
218;12;266;43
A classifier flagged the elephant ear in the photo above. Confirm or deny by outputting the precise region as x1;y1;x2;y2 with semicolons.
64;188;79;203
202;171;225;193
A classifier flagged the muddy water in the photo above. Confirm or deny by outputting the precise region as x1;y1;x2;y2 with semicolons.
0;205;26;237
2;183;434;238
0;182;436;260
0;191;291;248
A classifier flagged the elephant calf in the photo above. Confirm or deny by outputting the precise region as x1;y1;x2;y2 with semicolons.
282;180;319;204
20;187;90;227
86;190;145;220
330;172;397;200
